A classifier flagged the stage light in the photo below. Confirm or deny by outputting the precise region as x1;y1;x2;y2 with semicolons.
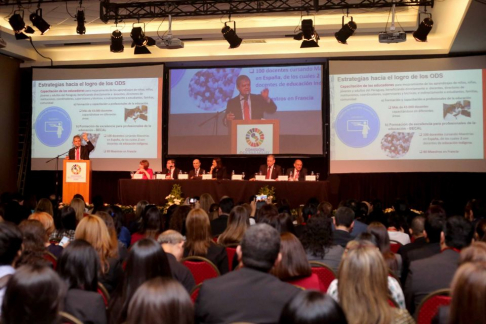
221;21;242;49
335;17;357;44
110;29;124;52
295;19;319;48
9;10;35;40
130;25;154;54
413;17;433;42
30;8;50;34
76;8;86;35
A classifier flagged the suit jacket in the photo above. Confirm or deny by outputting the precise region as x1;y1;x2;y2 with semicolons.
64;289;107;324
184;243;229;275
189;168;206;179
398;237;427;283
162;167;181;179
332;229;353;248
285;168;308;181
258;164;282;180
212;167;228;180
405;249;460;315
210;214;229;236
195;267;300;324
225;93;277;122
167;253;195;293
68;141;94;160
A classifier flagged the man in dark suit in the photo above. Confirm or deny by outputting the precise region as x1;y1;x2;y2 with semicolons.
195;224;300;323
210;197;234;236
332;207;354;248
67;133;94;160
256;155;282;180
162;159;181;179
405;216;473;315
398;215;427;282
286;159;307;181
224;75;277;125
188;159;205;180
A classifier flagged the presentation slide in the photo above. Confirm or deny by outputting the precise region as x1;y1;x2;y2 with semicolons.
32;66;163;171
168;65;323;155
330;56;486;173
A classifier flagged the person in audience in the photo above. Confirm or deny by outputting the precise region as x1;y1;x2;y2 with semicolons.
386;212;411;245
131;206;164;245
184;208;228;274
367;199;386;225
207;203;220;222
474;218;486;242
301;216;344;273
458;241;486;264
128;200;149;234
158;230;195;293
256;203;279;223
367;222;402;278
35;198;54;217
405;215;474;314
355;232;378;246
57;239;107;324
1;264;65;324
211;197;234;236
464;198;486;224
195;224;300;323
217;205;250;246
199;193;215;216
327;240;412;324
317;201;333;218
97;211;128;261
28;211;56;241
209;157;228;180
338;199;368;237
279;291;347;324
169;205;192;236
127;277;194;324
109;238;172;324
189;159;206;180
162;159;181;179
90;195;105;215
104;205;131;248
50;206;77;242
256;155;282;180
271;233;320;290
398;216;427;281
70;197;87;224
18;219;60;265
301;198;319;225
2;193;31;224
286;159;307;181
75;215;122;293
0;222;22;311
332;207;355;247
132;159;153;179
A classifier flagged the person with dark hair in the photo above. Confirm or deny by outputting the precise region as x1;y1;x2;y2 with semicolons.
67;133;94;160
386;212;411;245
195;224;299;323
162;159;181;180
210;197;234;236
104;205;131;248
109;238;172;324
1;264;66;324
169;205;192;237
398;216;427;282
16;220;51;268
256;155;282;180
475;218;486;242
367;222;402;278
256;203;279;224
57;240;107;324
338;199;368;237
286;159;308;182
367;199;386;225
132;159;153;179
279;291;347;324
0;222;22;310
405;215;474;314
127;277;194;324
333;207;355;247
50;206;77;242
217;206;250;246
90;195;105;215
3;193;31;224
301;216;344;273
317;201;333;218
131;206;164;245
302;198;319;223
97;211;128;261
355;232;378;246
209;157;228;180
464;198;486;223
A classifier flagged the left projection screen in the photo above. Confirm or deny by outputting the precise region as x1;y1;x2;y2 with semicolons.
31;66;163;171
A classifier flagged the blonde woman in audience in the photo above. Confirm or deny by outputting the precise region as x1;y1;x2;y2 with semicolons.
217;206;250;246
75;215;122;293
97;211;128;261
28;211;56;239
199;193;215;216
70;198;87;224
327;240;413;324
34;198;54;216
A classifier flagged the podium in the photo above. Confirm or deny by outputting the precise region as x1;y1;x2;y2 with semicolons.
63;159;91;204
230;119;279;154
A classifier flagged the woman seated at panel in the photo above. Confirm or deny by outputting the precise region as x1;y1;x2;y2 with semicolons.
209;158;228;180
132;159;153;179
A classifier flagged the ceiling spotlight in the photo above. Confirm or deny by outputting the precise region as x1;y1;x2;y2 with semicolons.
294;19;319;48
413;16;433;42
9;10;35;40
76;8;86;35
335;17;357;44
221;21;242;49
130;24;155;54
30;8;50;35
110;29;124;53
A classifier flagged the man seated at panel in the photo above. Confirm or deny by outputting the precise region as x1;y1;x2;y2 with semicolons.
253;155;282;180
286;159;308;181
162;159;181;179
189;159;206;180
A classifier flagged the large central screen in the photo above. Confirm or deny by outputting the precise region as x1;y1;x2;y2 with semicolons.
168;65;323;155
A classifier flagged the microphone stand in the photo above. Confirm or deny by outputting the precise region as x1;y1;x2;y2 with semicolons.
198;108;227;135
46;150;70;204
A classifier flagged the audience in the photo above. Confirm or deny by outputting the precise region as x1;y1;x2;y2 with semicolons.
386;211;411;245
0;222;22;310
57;239;107;324
50;206;77;242
70;197;87;224
333;207;355;247
169;205;192;236
199;193;215;217
211;197;234;236
35;198;54;217
317;201;333;218
127;277;194;324
28;211;56;242
104;205;131;248
183;208;228;274
217;205;250;246
97;211;128;261
131;206;164;245
367;222;402;278
459;241;486;264
16;220;52;267
195;224;300;323
398;215;427;280
475;218;486;242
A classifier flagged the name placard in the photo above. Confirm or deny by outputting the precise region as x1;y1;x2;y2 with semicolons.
278;175;289;181
133;174;143;179
178;174;189;180
155;174;166;180
202;174;212;180
232;174;243;180
255;175;266;181
305;175;317;181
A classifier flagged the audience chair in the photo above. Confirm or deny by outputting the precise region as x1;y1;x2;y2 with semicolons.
287;274;321;290
415;288;451;324
309;261;336;292
225;246;238;271
182;256;221;285
190;283;203;303
212;236;219;243
97;282;110;308
43;252;58;270
60;311;83;324
390;240;403;254
388;294;399;308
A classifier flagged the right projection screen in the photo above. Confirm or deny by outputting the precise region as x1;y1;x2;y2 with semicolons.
329;56;486;173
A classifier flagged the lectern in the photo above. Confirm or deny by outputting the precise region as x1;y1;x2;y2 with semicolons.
63;159;91;204
230;119;279;154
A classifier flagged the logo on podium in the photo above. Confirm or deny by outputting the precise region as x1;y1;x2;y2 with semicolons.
70;164;82;175
245;128;265;147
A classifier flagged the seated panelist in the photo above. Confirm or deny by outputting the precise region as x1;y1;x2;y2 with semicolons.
189;159;206;180
286;159;308;181
133;160;153;179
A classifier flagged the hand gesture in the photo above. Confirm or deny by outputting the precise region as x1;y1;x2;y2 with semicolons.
261;88;269;101
82;133;89;142
226;113;235;121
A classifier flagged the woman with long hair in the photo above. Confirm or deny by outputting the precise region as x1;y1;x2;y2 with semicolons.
75;215;121;293
104;205;131;248
183;208;228;274
300;216;344;273
327;241;411;324
131;206;164;245
35;198;54;216
209;158;228;180
217;206;250;246
199;193;215;216
57;239;107;324
70;197;87;224
109;238;172;324
127;277;194;324
367;222;402;277
16;220;51;267
97;211;128;261
169;205;192;236
50;206;77;242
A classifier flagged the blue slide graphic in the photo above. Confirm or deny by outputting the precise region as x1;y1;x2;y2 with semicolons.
335;103;380;148
35;106;72;147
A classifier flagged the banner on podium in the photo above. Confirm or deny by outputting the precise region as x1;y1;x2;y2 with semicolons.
65;161;88;183
231;120;279;154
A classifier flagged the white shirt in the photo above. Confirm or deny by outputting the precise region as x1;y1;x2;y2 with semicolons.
0;265;15;315
388;231;411;245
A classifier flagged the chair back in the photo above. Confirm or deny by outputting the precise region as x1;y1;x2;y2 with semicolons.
190;283;203;303
390;240;402;253
287;273;321;290
309;261;336;292
182;256;220;285
44;252;58;270
225;247;237;271
416;289;451;324
97;282;110;308
59;311;83;324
